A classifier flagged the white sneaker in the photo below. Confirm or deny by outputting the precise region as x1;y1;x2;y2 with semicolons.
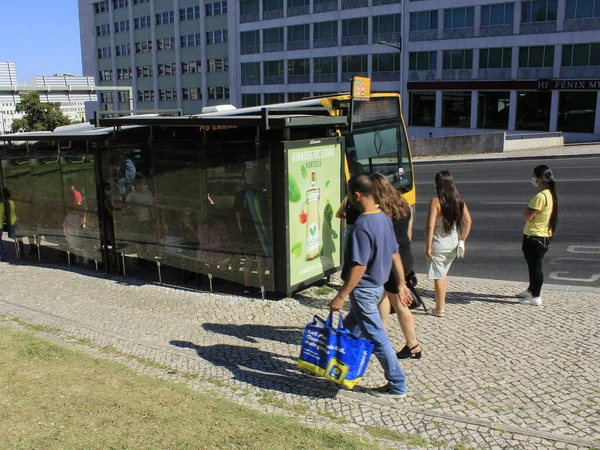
519;295;542;306
517;289;531;298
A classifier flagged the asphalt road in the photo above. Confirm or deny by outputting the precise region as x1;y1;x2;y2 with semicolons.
410;155;600;289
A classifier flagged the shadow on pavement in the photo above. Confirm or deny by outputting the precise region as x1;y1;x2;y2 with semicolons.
418;289;516;305
169;340;339;398
202;323;304;344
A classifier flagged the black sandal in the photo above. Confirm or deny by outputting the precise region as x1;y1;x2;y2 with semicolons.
396;343;422;360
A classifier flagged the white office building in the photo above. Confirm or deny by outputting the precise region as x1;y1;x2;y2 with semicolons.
0;62;97;134
78;0;600;140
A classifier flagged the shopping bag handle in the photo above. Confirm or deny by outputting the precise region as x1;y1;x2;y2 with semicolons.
325;312;346;331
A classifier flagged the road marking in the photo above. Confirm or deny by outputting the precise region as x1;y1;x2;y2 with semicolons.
549;272;600;283
551;257;600;263
567;245;600;254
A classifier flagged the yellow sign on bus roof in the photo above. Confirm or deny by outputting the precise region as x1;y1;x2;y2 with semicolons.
352;76;371;102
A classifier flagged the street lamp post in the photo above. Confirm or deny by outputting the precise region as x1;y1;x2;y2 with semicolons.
378;40;403;108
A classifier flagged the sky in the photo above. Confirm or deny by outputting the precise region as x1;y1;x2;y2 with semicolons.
0;1;83;83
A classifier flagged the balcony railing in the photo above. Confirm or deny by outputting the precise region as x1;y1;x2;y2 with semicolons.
263;9;284;20
372;71;400;81
408;70;437;81
287;5;310;17
241;45;260;55
441;69;472;80
442;28;474;40
373;33;401;45
559;66;600;79
314;1;337;13
341;35;368;46
263;42;284;53
288;74;310;84
287;40;310;50
478;68;511;80
264;75;285;85
313;37;338;48
563;18;600;32
372;0;401;4
479;24;513;37
342;70;368;80
241;77;261;86
519;21;556;35
314;73;338;83
409;30;438;42
341;0;368;9
240;13;259;23
517;67;553;80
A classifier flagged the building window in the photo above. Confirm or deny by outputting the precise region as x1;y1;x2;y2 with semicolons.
314;21;338;40
444;7;475;29
157;37;175;51
264;60;284;80
477;91;510;129
241;30;260;53
481;3;514;26
516;92;551;130
409;51;437;70
289;92;310;101
115;44;131;56
409;10;438;31
262;27;283;50
133;0;149;4
117;68;132;79
206;30;228;45
442;91;471;127
179;6;200;21
136;65;154;77
100;92;115;103
242;94;261;107
158;89;178;101
158;63;177;76
480;48;512;68
342;17;368;37
562;43;600;67
373;53;400;72
558;91;597;133
373;14;401;34
134;16;151;29
181;61;202;74
240;0;259;15
207;58;229;72
135;41;153;53
518;46;554;67
182;88;202;101
264;93;284;105
521;0;558;23
156;11;174;25
99;70;113;81
409;92;435;126
137;90;155;102
114;20;130;33
287;24;309;49
288;58;310;76
96;24;110;36
342;55;368;74
206;1;227;16
242;62;261;79
97;47;112;59
443;50;473;69
208;86;230;100
566;0;600;19
112;0;128;9
95;1;108;13
314;56;337;74
180;33;201;48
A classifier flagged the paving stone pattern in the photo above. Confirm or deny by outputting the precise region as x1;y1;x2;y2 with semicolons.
0;263;598;449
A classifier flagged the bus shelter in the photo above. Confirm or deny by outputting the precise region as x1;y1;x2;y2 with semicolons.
1;112;346;295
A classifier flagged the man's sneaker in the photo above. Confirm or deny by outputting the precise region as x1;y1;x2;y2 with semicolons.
519;295;542;306
517;289;531;298
370;384;407;399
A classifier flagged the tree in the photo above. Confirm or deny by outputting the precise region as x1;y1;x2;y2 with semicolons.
11;91;71;132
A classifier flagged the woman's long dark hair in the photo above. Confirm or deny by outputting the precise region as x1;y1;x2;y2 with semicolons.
534;164;558;236
435;171;464;233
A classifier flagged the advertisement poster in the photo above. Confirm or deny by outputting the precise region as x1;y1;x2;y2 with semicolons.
287;142;342;287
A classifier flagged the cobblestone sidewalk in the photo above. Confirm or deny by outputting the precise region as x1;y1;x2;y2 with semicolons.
0;262;598;449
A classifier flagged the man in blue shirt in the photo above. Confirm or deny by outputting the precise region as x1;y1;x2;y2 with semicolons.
330;174;413;398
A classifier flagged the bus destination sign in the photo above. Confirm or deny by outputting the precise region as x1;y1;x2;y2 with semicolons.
353;97;400;121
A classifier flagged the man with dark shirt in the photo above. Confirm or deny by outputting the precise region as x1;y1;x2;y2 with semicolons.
330;174;412;398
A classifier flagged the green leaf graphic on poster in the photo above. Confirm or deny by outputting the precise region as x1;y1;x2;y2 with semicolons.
291;242;303;258
324;201;333;224
301;165;308;179
289;175;301;203
325;180;330;188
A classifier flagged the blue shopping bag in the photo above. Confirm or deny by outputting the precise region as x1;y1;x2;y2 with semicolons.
297;312;374;389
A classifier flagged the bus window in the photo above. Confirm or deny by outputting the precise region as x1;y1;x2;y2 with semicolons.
345;122;413;191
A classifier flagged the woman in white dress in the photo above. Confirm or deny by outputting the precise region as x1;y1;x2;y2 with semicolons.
425;171;472;317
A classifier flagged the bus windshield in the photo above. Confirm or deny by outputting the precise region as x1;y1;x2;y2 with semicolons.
345;121;413;191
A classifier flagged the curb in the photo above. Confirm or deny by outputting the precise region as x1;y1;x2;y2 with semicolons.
415;273;600;295
412;152;600;165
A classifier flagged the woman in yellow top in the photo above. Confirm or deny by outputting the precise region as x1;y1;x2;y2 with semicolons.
0;187;19;262
519;165;558;306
